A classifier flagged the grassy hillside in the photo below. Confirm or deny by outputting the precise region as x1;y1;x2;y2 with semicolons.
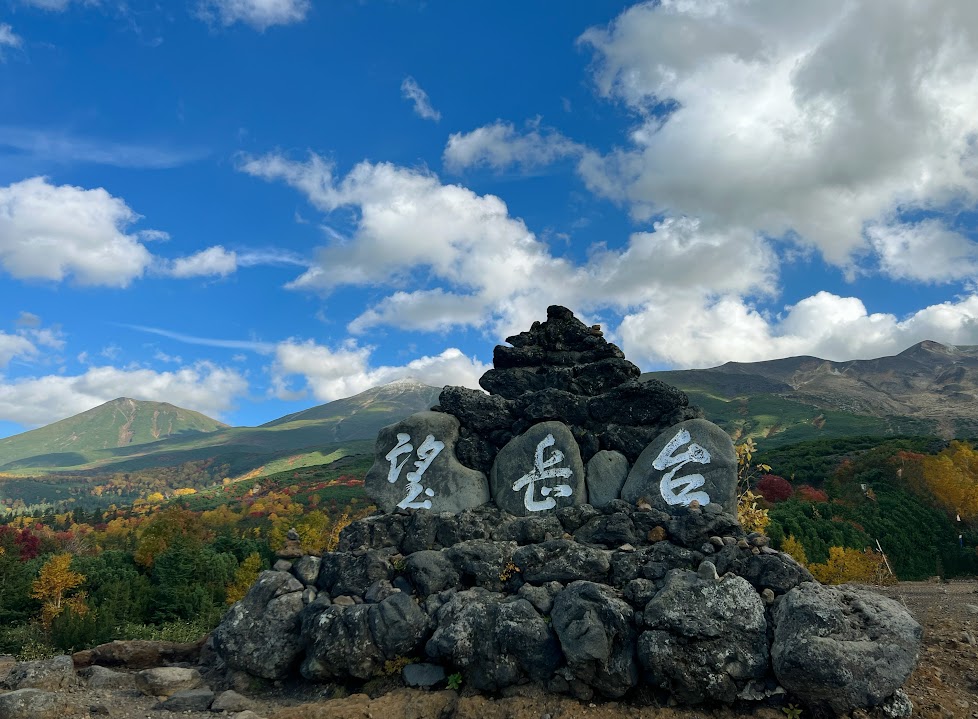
0;398;225;469
646;372;943;448
0;381;440;478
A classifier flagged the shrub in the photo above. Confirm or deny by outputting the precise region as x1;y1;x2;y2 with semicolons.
757;474;793;503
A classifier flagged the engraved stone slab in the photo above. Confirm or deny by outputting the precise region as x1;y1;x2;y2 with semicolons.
620;419;737;515
586;450;629;510
490;421;586;517
365;411;490;514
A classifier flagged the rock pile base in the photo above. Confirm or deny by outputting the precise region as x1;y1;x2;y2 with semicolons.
213;502;922;714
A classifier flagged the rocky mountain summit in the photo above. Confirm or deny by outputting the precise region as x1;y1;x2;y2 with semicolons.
212;306;923;715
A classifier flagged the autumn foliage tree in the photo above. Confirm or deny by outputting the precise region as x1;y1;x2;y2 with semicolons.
32;553;88;626
757;474;793;503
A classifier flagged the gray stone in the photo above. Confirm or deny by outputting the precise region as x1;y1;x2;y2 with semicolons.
490;421;586;517
134;666;204;698
492;514;563;544
517;581;563;615
159;689;215;712
402;663;447;687
292;555;321;585
882;689;914;718
273;559;292;572
771;582;922;715
551;581;638;698
364;579;399;603
79;665;134;690
587;379;688;426
622;419;738;515
586;450;629;509
210;689;255;713
405;550;461;595
212;570;305;680
445;539;518;591
713;546;813;595
300;591;432;681
573;512;637;548
638;569;768;704
514;539;611;583
426;589;561;692
2;655;75;691
438;385;516;434
365;411;490;514
0;689;68;719
318;549;393;597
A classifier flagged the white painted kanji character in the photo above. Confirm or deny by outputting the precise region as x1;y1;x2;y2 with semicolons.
512;433;573;512
653;428;712;507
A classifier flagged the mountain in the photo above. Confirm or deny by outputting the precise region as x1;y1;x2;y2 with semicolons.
263;378;442;439
646;340;978;445
0;381;442;476
0;398;226;469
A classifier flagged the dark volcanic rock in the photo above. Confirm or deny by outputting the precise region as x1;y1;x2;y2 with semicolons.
301;592;432;681
437;386;516;434
588;379;688;425
213;571;305;680
622;419;738;514
514;539;611;584
638;569;768;704
771;582;922;714
365;411;490;513
551;581;638;698
426;589;560;692
490;421;586;516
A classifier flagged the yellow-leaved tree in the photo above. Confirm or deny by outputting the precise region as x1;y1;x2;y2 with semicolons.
807;546;892;585
32;553;88;626
780;535;808;566
226;552;264;605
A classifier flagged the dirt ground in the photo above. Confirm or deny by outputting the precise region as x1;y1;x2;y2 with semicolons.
18;580;978;719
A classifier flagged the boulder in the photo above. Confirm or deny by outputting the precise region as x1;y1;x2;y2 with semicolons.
426;589;561;692
587;379;688;426
211;689;255;713
160;688;215;712
490;421;586;516
405;549;461;595
301;591;432;681
622;419;738;515
2;655;75;691
0;689;69;719
134;666;204;698
514;539;611;584
771;582;922;714
365;411;491;513
551;581;638;698
585;450;629;510
437;386;516;434
402;663;447;687
79;665;135;690
71;639;203;669
213;570;305;680
638;569;768;704
318;549;394;597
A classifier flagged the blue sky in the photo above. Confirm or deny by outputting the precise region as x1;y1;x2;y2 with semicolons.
1;0;978;436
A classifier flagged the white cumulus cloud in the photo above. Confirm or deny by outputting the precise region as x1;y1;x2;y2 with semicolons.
167;245;238;278
578;0;978;270
620;291;978;368
401;77;441;122
197;0;310;30
444;120;583;173
0;361;248;427
0;177;155;287
271;339;488;402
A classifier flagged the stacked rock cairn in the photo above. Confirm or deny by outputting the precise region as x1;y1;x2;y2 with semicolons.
213;305;922;715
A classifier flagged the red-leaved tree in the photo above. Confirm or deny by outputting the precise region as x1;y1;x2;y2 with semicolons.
757;474;793;503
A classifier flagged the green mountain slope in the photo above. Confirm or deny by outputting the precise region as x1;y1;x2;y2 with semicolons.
0;398;226;468
0;381;442;477
646;340;978;447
